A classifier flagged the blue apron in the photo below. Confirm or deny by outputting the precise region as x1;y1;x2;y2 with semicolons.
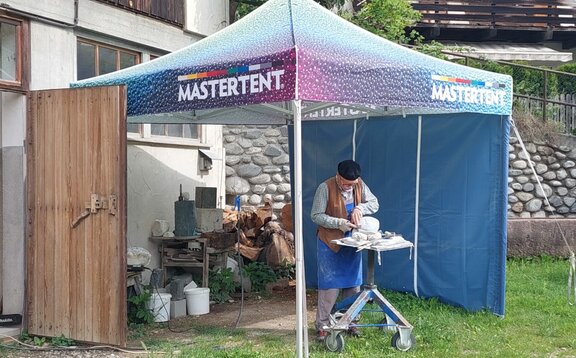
317;201;362;289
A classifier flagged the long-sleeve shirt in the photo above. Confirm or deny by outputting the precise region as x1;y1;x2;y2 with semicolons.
311;179;379;230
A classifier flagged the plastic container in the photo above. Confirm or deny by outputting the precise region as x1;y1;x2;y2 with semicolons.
185;288;210;315
148;292;172;322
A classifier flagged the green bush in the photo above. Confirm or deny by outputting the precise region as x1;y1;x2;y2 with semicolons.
274;259;296;280
209;267;238;303
242;262;277;292
127;288;154;325
556;63;576;94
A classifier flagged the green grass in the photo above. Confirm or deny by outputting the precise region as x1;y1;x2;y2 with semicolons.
132;257;576;357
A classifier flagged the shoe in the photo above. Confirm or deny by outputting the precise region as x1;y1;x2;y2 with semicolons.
316;330;327;342
347;326;361;338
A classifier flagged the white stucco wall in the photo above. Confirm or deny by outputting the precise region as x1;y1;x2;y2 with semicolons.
3;0;204;52
1;93;26;315
185;0;228;36
29;23;76;90
127;137;225;271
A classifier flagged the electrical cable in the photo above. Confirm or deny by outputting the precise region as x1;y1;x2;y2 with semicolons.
149;263;196;334
133;266;194;333
234;195;246;329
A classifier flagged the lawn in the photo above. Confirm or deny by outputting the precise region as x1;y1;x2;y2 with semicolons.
133;256;576;357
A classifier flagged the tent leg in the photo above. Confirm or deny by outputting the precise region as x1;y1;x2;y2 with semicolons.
293;99;308;358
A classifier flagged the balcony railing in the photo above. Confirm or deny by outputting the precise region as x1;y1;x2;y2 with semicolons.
441;50;576;134
95;0;184;27
411;0;576;30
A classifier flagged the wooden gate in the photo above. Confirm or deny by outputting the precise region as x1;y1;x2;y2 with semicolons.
26;86;127;346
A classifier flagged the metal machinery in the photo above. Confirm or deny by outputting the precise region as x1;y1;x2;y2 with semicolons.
324;239;415;353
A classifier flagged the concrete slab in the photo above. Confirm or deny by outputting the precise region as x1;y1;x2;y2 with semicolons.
196;208;223;232
0;325;21;342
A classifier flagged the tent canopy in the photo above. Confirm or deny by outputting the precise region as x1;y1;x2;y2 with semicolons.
72;0;512;317
72;0;512;123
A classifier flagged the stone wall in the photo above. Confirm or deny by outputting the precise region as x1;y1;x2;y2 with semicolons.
224;125;291;210
508;134;576;218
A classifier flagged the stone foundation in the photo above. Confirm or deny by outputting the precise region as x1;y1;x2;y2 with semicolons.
507;219;576;257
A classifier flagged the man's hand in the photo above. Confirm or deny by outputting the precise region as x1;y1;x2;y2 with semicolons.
350;207;363;226
338;218;357;233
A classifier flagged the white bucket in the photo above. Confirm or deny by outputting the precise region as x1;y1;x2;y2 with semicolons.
148;292;172;322
185;288;210;315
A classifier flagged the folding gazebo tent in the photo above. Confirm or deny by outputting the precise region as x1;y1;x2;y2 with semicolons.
72;0;513;355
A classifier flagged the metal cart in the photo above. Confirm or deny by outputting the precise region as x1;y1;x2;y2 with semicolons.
323;238;415;353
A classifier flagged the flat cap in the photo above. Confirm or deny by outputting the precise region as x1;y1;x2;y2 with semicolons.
337;160;361;180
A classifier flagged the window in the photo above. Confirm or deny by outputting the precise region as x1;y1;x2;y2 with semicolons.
76;41;201;143
77;39;139;80
0;12;28;92
151;123;200;139
77;39;140;133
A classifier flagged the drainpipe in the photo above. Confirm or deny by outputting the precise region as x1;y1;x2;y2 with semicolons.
225;0;229;27
74;0;79;26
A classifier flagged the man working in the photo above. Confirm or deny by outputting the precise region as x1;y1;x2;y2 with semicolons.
310;159;379;342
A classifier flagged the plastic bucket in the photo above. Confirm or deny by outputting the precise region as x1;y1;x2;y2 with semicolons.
148;292;172;322
185;288;210;315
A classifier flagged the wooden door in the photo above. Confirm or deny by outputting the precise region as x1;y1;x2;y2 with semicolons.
26;86;127;346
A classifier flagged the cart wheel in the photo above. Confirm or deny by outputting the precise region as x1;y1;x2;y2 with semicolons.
391;331;415;351
325;331;345;353
379;318;397;333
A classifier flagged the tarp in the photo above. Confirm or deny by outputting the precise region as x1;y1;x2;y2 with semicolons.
71;0;513;351
295;113;509;315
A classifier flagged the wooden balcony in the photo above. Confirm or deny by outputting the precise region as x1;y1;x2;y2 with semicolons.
94;0;184;27
411;1;576;47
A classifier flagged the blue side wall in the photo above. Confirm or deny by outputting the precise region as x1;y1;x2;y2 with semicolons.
290;113;509;315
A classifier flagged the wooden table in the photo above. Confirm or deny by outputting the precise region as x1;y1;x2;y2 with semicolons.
149;236;209;288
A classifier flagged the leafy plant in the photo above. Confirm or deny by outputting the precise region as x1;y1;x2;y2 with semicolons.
18;330;46;346
242;261;277;292
556;63;576;94
274;259;295;280
51;334;75;347
343;0;422;44
414;40;448;59
128;288;154;325
209;267;238;303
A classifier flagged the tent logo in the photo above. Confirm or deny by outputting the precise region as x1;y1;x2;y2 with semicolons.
431;75;506;107
177;61;286;101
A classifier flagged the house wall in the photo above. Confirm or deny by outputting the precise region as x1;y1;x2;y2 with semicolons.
126;132;225;271
186;0;228;36
1;0;227;317
1;93;26;315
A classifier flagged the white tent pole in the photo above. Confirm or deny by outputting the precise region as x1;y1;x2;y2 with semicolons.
293;99;308;358
413;115;422;297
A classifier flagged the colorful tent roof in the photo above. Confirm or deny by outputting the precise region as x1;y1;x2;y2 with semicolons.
72;0;513;124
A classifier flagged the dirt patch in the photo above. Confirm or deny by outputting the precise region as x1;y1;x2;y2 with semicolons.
135;283;316;337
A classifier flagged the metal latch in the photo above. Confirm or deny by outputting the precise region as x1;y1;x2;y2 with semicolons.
71;193;117;228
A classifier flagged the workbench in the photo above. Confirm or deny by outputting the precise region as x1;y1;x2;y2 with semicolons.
150;235;235;288
150;236;209;287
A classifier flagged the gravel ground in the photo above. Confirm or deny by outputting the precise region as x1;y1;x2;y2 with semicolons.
0;347;147;358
